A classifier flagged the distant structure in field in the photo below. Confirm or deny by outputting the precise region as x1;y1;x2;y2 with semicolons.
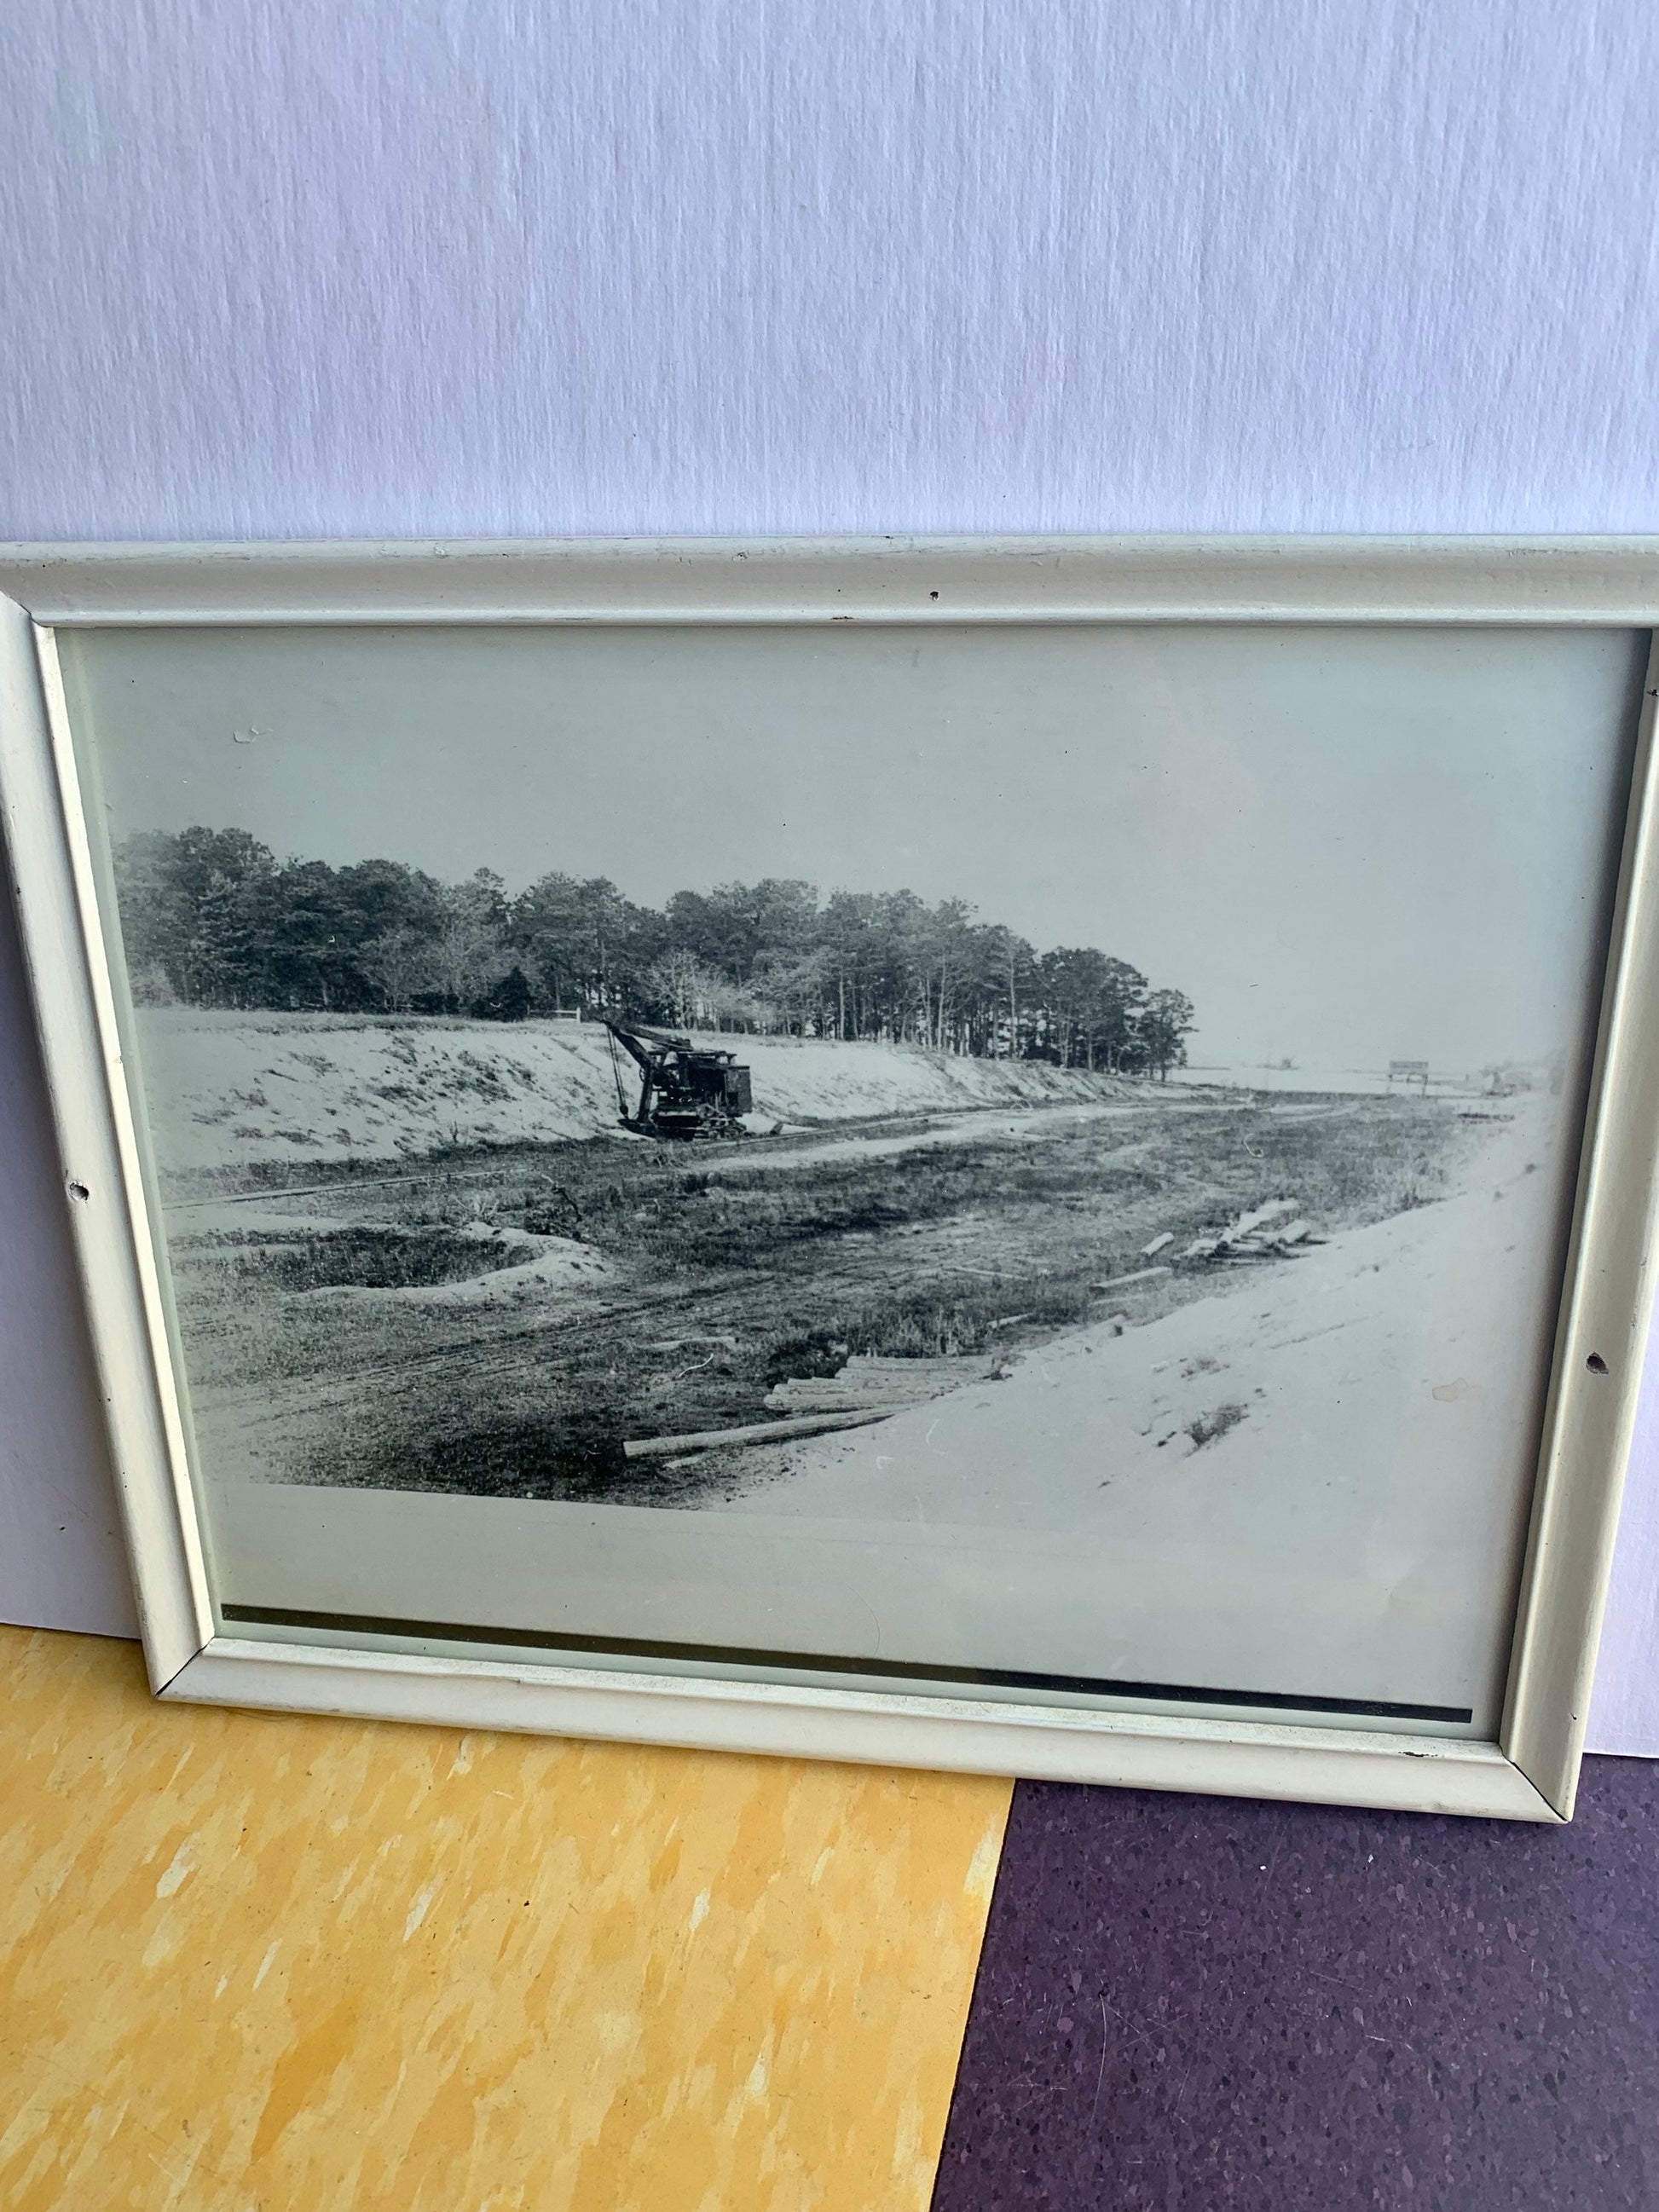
1478;1063;1533;1097
1388;1059;1431;1092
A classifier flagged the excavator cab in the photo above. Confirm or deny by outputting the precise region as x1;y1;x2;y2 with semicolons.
602;1019;753;1139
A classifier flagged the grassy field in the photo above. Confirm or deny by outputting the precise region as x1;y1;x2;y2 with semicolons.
168;1093;1486;1507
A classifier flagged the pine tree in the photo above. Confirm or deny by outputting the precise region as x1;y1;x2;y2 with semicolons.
477;964;533;1021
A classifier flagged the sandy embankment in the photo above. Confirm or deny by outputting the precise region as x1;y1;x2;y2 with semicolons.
133;1009;1136;1174
730;1104;1558;1527
710;1101;1569;1714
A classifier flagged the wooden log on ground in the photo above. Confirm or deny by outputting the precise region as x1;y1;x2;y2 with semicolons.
1185;1198;1302;1260
1088;1264;1173;1293
1262;1218;1312;1247
1224;1198;1299;1238
841;1354;995;1377
766;1379;943;1405
765;1389;942;1406
764;1352;999;1418
624;1409;892;1458
764;1391;925;1412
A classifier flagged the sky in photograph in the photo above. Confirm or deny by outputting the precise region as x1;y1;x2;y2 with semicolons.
61;620;1645;1075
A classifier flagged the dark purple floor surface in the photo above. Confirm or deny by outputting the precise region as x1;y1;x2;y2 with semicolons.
933;1756;1658;2212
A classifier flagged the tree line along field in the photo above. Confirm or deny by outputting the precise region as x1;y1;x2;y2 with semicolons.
113;827;1196;1076
168;1089;1479;1510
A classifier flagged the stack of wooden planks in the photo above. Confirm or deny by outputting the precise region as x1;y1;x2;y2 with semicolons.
762;1354;1001;1418
623;1354;998;1460
1178;1198;1318;1263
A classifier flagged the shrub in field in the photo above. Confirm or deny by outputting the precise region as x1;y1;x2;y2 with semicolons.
1187;1401;1249;1451
230;1227;495;1292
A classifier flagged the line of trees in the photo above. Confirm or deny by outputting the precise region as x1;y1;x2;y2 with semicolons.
113;827;1197;1076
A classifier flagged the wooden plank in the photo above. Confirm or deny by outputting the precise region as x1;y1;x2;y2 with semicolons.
623;1409;893;1458
767;1380;939;1403
1263;1218;1313;1247
763;1401;934;1418
1223;1198;1299;1239
1088;1264;1173;1293
1186;1199;1304;1261
764;1397;924;1417
765;1377;980;1408
764;1394;931;1415
842;1355;993;1377
1141;1231;1175;1257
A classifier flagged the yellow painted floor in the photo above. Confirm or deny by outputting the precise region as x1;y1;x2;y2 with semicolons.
0;1627;1009;2212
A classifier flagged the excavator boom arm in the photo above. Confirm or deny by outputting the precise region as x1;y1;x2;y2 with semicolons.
600;1018;659;1072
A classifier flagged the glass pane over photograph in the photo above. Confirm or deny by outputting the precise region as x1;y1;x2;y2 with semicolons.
56;621;1648;1737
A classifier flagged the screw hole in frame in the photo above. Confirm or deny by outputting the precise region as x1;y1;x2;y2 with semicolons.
1586;1353;1609;1375
66;1181;90;1204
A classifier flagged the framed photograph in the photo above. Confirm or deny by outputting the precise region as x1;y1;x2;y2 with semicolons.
3;538;1657;1822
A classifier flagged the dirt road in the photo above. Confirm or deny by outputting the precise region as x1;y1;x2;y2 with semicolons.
706;1099;1153;1176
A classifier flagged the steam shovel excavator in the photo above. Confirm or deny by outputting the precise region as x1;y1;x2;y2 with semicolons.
601;1018;754;1140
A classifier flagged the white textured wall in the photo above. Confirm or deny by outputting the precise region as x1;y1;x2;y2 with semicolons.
2;0;1656;1742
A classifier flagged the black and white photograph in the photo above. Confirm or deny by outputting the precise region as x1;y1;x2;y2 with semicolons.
61;617;1645;1731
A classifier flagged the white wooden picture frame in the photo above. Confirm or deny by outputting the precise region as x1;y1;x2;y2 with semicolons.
3;535;1657;1822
